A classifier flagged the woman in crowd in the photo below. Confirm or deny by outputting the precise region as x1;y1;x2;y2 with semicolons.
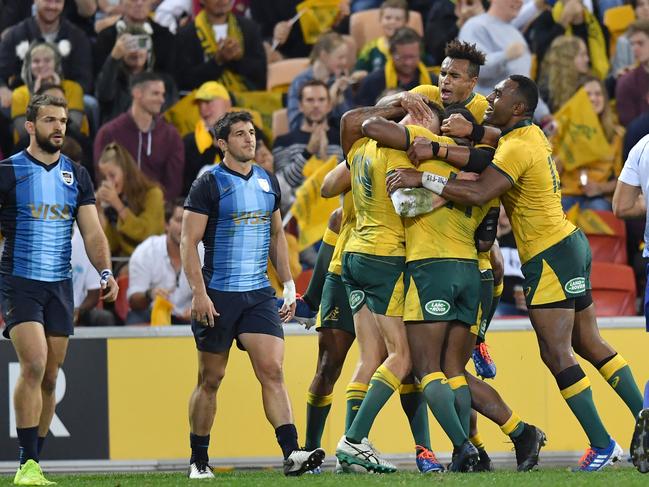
560;76;625;211
96;142;165;257
286;31;357;131
11;41;86;145
539;35;591;112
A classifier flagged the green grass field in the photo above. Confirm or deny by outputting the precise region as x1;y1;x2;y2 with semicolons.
3;468;648;486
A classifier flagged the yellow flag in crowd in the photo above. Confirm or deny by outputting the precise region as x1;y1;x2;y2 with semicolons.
150;295;173;326
292;155;340;250
297;0;341;44
552;87;613;172
565;204;615;235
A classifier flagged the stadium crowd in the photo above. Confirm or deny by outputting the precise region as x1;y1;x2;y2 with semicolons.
1;0;649;482
1;0;648;327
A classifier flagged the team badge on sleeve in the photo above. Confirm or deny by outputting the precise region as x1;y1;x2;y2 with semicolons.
61;170;74;185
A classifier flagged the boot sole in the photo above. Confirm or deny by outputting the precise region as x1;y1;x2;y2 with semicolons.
335;451;397;473
631;409;649;474
285;449;325;477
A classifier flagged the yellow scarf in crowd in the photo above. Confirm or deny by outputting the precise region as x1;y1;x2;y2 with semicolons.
552;3;609;79
384;57;432;90
194;11;248;92
297;0;341;44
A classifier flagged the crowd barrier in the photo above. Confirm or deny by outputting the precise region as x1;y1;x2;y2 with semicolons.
0;318;646;462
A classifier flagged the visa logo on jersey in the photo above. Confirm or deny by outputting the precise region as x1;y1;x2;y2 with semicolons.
29;203;73;220
231;210;270;225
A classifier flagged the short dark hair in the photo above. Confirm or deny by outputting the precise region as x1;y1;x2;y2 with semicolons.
298;79;330;102
444;103;478;125
35;82;65;97
509;75;539;116
380;0;409;20
165;197;185;223
129;71;164;90
628;19;649;38
26;94;67;122
388;27;421;53
426;101;446;127
213;111;254;141
444;40;486;78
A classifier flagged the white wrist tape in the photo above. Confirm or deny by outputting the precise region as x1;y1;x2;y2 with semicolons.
421;172;448;195
282;280;296;307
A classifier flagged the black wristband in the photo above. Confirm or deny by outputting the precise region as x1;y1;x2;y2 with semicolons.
470;123;485;143
431;141;440;157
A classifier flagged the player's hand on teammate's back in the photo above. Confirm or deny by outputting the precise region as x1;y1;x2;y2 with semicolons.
441;113;472;138
407;137;435;166
386;168;424;194
192;293;219;327
101;275;119;302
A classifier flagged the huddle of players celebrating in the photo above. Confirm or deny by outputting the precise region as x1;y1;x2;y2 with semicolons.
275;39;649;475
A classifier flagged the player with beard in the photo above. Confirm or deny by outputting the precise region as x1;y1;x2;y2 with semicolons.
182;111;324;479
386;75;643;472
0;94;118;485
273;79;344;211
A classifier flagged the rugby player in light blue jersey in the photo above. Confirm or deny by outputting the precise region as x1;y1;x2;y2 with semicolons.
0;94;118;486
181;111;324;479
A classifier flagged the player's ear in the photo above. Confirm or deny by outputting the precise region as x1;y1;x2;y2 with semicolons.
24;120;35;136
512;101;525;117
215;138;227;153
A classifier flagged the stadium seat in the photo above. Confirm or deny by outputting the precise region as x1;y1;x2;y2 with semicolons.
582;210;627;264
114;274;130;323
295;268;313;296
590;262;636;316
603;5;636;57
349;9;423;53
267;57;310;92
272;108;289;140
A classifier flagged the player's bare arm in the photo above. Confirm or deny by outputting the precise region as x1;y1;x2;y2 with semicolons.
407;136;495;172
76;204;118;302
613;181;647;219
269;210;296;322
387;165;511;206
341;104;410;155
181;209;218;327
321;160;351;197
441;113;501;147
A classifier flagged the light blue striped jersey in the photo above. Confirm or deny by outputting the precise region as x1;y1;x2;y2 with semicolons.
185;163;281;292
0;150;95;281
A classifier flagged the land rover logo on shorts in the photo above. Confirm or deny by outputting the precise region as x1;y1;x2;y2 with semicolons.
349;290;365;309
425;300;450;316
564;277;586;294
61;170;74;185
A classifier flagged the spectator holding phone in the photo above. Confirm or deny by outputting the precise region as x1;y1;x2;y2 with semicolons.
95;23;178;123
94;0;176;78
